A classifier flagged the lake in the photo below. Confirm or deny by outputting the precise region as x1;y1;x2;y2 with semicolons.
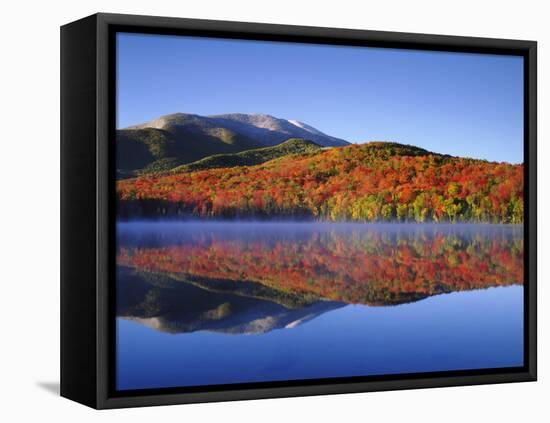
115;221;524;391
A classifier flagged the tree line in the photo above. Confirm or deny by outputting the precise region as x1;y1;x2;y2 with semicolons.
117;142;524;223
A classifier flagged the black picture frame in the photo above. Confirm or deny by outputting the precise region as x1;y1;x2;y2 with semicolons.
60;12;537;409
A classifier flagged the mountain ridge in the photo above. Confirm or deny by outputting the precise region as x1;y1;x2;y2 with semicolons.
117;112;349;178
126;112;349;147
206;113;349;147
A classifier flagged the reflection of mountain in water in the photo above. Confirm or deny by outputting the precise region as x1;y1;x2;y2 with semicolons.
117;267;344;334
116;223;523;335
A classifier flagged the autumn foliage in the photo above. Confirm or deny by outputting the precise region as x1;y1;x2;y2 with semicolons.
117;142;524;223
117;228;523;306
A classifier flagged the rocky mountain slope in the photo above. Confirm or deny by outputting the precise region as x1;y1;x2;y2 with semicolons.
117;113;348;178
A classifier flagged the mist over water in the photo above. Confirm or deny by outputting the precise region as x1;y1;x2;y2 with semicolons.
117;220;523;245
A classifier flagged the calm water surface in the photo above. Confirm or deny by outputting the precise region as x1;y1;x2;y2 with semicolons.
116;222;524;391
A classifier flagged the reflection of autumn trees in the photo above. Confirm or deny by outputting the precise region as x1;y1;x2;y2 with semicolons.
117;229;523;305
117;142;524;223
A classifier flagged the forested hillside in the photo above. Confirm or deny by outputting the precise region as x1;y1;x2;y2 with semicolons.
171;138;322;173
117;141;524;223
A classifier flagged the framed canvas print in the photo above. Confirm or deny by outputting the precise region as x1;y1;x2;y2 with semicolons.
60;13;537;409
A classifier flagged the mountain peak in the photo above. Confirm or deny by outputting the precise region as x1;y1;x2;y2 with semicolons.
208;113;349;147
215;112;277;119
126;112;202;130
126;112;349;148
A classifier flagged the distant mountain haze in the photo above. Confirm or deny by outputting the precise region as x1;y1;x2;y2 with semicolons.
117;113;349;178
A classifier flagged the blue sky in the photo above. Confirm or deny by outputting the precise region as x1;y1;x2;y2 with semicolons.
117;33;524;163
